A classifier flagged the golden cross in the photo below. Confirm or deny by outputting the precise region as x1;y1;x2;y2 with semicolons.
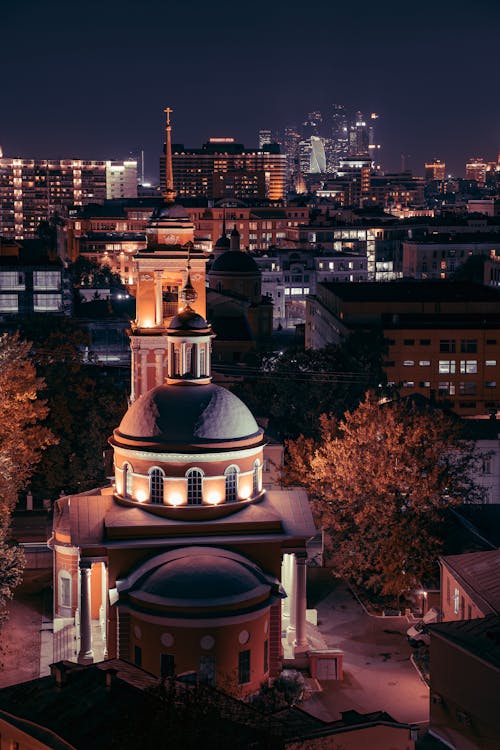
164;106;173;126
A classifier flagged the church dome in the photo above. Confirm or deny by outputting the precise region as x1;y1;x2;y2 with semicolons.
168;308;209;331
132;549;270;608
214;234;230;249
211;251;259;273
113;382;262;450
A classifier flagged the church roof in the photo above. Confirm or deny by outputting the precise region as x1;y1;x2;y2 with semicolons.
113;382;262;449
211;251;259;274
168;307;209;331
126;547;277;612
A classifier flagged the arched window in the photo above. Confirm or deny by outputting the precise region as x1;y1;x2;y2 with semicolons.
186;468;203;505
253;459;260;496
225;466;239;503
149;468;164;505
58;570;72;610
123;462;133;498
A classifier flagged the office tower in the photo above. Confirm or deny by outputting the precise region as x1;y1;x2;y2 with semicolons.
309;136;327;173
466;157;487;186
349;111;370;156
160;139;286;202
424;159;446;181
258;129;272;148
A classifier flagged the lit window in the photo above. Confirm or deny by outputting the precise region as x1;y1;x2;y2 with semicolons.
33;294;61;311
149;468;164;504
460;360;477;374
403;360;415;367
225;466;239;502
186;468;203;505
0;294;18;312
439;360;456;374
486;360;497;367
419;360;431;366
33;270;61;290
453;588;460;615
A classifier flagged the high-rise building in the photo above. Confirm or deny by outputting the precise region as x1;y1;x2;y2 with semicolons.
0;157;137;239
424;160;446;181
466;157;488;186
349;111;370;156
309;136;326;173
160;139;286;202
105;160;138;199
258;129;272;148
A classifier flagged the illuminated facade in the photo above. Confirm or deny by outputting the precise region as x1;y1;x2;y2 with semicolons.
0;158;137;239
424;159;446;181
160;138;286;202
465;157;487;186
50;110;316;696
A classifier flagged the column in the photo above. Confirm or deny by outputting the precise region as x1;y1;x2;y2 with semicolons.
140;351;148;395
154;271;163;325
286;554;296;644
101;563;108;659
78;561;94;664
294;554;308;650
154;350;163;386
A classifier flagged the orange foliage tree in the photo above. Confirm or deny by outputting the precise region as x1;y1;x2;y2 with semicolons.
285;394;484;598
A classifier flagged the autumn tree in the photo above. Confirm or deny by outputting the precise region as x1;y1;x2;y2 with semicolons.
15;317;128;497
0;333;55;629
0;332;55;515
285;394;484;599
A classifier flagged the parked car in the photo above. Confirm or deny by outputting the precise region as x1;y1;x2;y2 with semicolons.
407;606;441;647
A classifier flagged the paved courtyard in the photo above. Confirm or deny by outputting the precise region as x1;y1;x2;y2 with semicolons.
305;571;429;725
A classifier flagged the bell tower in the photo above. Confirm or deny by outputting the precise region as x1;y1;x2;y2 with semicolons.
129;108;208;401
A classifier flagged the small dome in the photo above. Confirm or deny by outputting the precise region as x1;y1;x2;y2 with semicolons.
211;251;259;273
127;548;278;612
214;234;230;249
138;553;264;601
114;382;262;448
168;307;208;331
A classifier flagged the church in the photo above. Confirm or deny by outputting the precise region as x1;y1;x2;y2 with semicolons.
50;109;316;696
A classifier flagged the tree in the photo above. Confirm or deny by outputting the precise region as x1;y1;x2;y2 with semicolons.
15;317;128;498
0;332;55;515
285;394;484;599
71;256;124;290
0;333;54;634
233;331;387;440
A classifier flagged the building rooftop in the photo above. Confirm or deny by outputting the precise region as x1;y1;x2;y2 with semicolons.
318;280;500;304
430;614;500;670
440;549;500;615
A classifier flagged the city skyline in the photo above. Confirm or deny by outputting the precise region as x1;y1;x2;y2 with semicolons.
2;0;500;180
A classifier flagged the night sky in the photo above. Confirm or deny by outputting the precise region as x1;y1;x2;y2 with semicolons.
2;0;499;181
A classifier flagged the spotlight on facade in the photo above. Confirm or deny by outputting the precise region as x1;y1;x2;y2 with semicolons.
168;492;183;506
136;489;147;503
207;491;221;505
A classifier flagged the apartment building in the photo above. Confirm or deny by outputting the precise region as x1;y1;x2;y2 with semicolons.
306;281;500;415
0;158;137;239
